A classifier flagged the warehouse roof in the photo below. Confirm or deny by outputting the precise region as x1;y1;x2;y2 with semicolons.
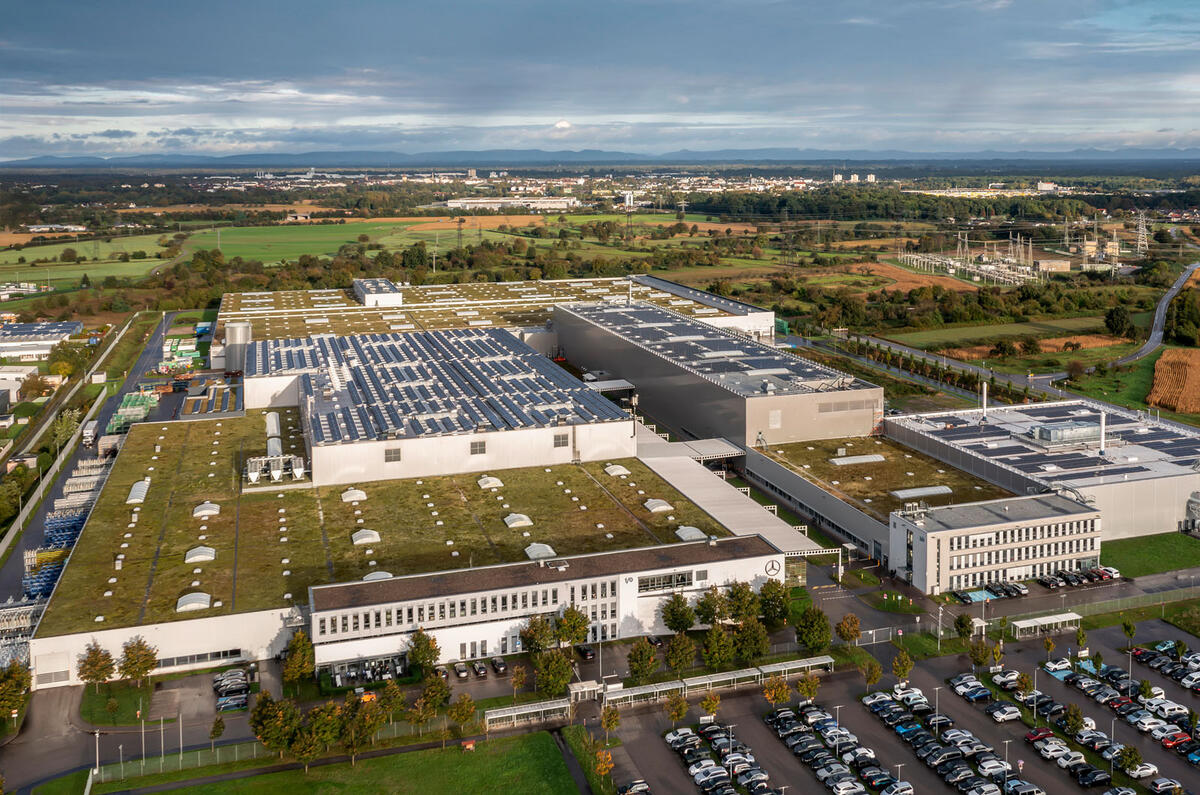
897;493;1099;533
309;535;779;612
246;328;629;444
887;400;1200;489
0;321;82;339
556;302;877;398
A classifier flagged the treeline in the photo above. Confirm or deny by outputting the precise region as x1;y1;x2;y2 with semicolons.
1165;287;1200;346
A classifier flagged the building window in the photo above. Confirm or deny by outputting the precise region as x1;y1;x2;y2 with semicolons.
470;599;477;616
553;433;569;448
318;618;326;636
638;571;694;593
406;607;413;624
470;440;487;455
352;614;360;632
385;448;402;463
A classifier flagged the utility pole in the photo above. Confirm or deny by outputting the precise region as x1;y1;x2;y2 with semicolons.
1136;210;1148;255
432;232;438;272
456;218;464;251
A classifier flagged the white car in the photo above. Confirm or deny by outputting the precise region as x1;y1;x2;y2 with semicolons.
1044;658;1071;672
1181;671;1200;688
990;705;1021;723
688;759;718;776
862;692;893;706
1149;723;1181;740
693;767;729;786
942;729;974;744
953;680;981;695
816;763;851;782
992;670;1020;686
1156;702;1187;720
1148;779;1182;795
893;685;923;700
723;752;755;767
665;728;695;745
1056;751;1085;769
966;786;1001;795
1138;687;1165;704
1126;762;1159;779
977;758;1011;777
1038;742;1069;760
831;782;867;795
882;784;913;795
1100;566;1120;578
1135;715;1166;733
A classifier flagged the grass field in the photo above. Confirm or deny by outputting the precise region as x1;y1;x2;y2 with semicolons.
79;680;156;725
185;223;419;261
0;233;167;265
163;732;577;795
1067;346;1200;427
1100;533;1200;578
886;316;1111;349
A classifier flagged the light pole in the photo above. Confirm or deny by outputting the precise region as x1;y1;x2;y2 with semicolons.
1032;667;1039;728
937;605;944;653
94;730;101;774
933;687;943;733
894;762;904;781
724;724;737;781
1003;739;1011;769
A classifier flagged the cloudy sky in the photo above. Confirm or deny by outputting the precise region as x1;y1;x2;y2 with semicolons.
1;0;1197;158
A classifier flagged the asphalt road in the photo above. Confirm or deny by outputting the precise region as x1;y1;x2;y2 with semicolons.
0;313;180;599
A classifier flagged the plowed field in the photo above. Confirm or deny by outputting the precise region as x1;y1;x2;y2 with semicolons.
1147;348;1200;413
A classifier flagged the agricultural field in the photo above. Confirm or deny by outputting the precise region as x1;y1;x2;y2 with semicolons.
886;316;1114;349
1146;348;1200;413
0;232;169;288
1066;346;1200;427
184;222;420;261
0;233;167;266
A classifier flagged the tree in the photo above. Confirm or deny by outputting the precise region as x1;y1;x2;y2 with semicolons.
78;640;115;694
1139;679;1154;700
306;702;341;750
1105;305;1134;338
600;704;620;745
50;407;81;454
1115;745;1142;775
968;639;990;669
702;623;735;671
282;630;315;695
626;638;658;685
762;674;790;707
534;650;573;698
726;581;760;623
209;715;225;752
664;692;688;727
251;695;300;759
892;649;914;683
1044;637;1056;660
421;673;450;707
733;619;770;666
795;606;832;652
406;628;440;676
759;580;789;628
594;748;614;784
835;613;862;645
340;696;384;765
380;679;405;726
406;696;435;737
795;672;821;704
510;664;527;703
660;593;695;634
291;726;322;773
118;636;158;688
1076;627;1087;651
665;633;695;677
860;657;882;691
1063;703;1085;737
991;642;1005;667
1092;651;1103;676
700;692;721;719
556;605;590;647
1016;672;1033;697
105;697;119;724
520;614;557;656
695;586;728;627
955;613;974;641
447;692;475;737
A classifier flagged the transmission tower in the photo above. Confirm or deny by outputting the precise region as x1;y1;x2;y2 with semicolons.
456;217;464;250
956;232;970;263
781;207;790;266
1136;210;1149;255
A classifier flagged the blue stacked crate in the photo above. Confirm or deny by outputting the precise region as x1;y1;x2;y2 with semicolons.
22;562;64;599
43;509;87;549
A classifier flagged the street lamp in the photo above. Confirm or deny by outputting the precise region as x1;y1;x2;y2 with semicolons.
1003;739;1011;768
937;605;944;653
894;762;904;781
933;687;943;734
1032;667;1039;728
724;724;738;781
1109;718;1116;776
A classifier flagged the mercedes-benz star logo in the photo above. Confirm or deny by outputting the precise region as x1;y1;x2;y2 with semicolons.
765;560;781;576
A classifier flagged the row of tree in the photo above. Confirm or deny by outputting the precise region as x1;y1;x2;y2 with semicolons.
76;636;158;692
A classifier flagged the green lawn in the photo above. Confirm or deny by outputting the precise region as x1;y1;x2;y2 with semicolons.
79;680;157;725
562;725;615;795
892;632;968;660
1100;532;1200;578
0;232;167;265
1066;346;1200;428
830;644;877;670
839;568;880;588
33;769;90;795
162;732;576;795
185;223;420;262
886;316;1110;349
860;590;924;614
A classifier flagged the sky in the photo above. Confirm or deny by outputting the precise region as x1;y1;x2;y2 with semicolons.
1;0;1197;158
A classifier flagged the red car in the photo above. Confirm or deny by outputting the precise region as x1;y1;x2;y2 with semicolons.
1162;731;1192;749
1108;697;1134;711
1025;727;1055;743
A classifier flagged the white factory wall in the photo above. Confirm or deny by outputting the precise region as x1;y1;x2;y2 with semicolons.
243;374;303;408
702;312;776;343
311;550;784;668
1081;473;1200;540
30;607;295;689
308;421;637;487
744;390;883;446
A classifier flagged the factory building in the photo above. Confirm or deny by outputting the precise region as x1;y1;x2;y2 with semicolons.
443;197;581;211
0;321;82;361
885;401;1200;540
308;536;783;672
243;328;636;486
889;494;1102;595
553;302;883;447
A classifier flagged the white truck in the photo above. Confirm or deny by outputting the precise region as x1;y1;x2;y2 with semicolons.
82;420;98;447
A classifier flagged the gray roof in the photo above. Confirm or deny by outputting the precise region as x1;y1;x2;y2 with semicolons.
309;535;779;612
0;321;82;339
245;328;629;444
557;302;876;398
903;493;1099;533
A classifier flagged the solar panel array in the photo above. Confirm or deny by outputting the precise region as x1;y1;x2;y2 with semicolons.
899;401;1200;487
0;321;82;339
561;302;872;397
248;328;629;445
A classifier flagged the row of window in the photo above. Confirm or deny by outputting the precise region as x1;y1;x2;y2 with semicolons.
947;520;1096;551
157;648;242;670
383;432;570;463
572;580;618;602
317;586;562;638
948;558;1097;590
638;571;695;593
948;537;1097;571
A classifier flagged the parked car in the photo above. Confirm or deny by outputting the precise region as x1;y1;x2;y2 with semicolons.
989;705;1021;723
491;656;508;674
453;662;469;679
575;644;595;660
471;661;488;678
1044;658;1071;672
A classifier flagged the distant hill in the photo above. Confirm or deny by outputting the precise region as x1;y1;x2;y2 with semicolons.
4;147;1200;169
